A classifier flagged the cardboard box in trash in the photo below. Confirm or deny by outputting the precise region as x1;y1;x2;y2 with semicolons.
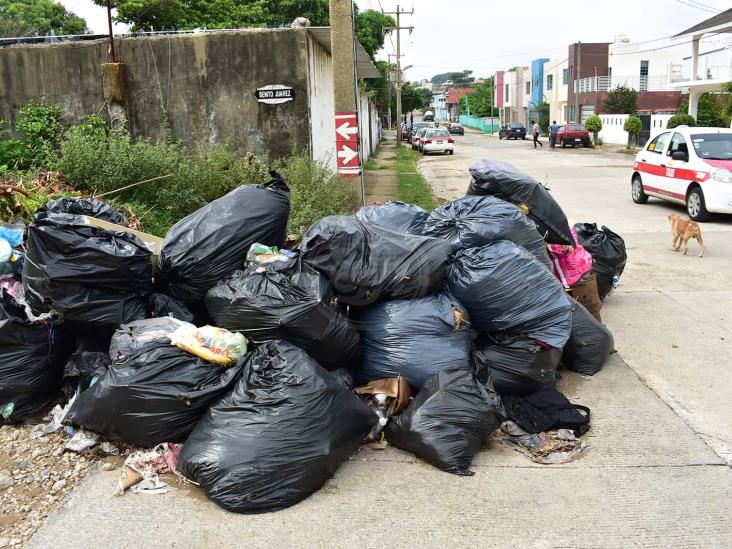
82;216;163;268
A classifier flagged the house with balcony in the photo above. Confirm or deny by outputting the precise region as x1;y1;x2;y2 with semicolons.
670;8;732;121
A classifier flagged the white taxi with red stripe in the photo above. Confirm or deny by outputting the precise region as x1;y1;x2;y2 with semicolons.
631;126;732;221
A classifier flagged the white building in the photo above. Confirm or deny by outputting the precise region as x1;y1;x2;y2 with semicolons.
606;35;683;94
544;57;569;124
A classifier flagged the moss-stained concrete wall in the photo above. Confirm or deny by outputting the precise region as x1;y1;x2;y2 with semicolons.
0;29;313;159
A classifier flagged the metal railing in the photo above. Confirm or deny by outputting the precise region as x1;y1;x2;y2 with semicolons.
574;75;679;93
668;65;732;82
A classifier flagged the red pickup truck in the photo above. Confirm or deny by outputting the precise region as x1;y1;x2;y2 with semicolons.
557;123;591;148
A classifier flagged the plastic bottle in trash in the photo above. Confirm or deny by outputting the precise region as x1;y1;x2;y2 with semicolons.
612;275;620;289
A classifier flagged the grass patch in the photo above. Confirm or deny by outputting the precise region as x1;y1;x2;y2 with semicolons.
363;158;379;170
394;146;437;211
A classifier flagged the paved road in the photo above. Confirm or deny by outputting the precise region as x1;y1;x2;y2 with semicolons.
28;131;732;548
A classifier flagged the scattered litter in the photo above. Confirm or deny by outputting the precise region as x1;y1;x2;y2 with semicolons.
495;422;586;464
64;429;99;453
169;323;247;365
114;444;182;496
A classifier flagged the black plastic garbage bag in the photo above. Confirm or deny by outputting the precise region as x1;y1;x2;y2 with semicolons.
422;195;550;267
108;317;183;361
205;262;359;370
0;292;71;424
35;197;126;225
23;213;152;329
67;319;243;447
178;340;375;513
61;336;111;400
562;302;614;375
147;293;195;323
156;173;290;307
386;367;504;476
354;201;429;234
300;216;451;306
355;292;472;389
447;241;572;348
466;159;573;245
473;333;561;396
573;223;627;300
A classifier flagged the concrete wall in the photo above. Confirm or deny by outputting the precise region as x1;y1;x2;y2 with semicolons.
0;29;318;160
307;33;336;169
599;113;673;145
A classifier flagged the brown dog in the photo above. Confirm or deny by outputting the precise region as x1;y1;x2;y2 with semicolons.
668;214;705;257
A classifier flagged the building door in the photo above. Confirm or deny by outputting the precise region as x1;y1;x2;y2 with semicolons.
580;105;595;123
637;114;651;146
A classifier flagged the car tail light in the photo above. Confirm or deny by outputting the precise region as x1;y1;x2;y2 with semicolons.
423;139;432;144
447;138;454;143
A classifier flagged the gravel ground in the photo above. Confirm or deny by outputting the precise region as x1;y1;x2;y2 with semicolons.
0;421;117;547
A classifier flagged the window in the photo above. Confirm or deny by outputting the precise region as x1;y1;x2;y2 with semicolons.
691;133;732;159
647;132;670;154
562;68;569;85
526;81;531;94
640;60;649;92
547;74;554;91
505;84;509;99
668;132;688;156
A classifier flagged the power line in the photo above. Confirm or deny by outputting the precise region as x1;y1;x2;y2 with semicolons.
674;0;720;13
612;31;722;55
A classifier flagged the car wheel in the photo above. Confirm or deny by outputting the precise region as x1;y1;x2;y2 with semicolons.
561;139;567;148
522;136;527;140
686;186;711;221
631;174;648;204
449;150;454;155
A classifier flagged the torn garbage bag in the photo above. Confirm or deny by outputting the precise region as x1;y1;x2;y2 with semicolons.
573;223;627;300
35;197;126;225
355;292;472;389
447;241;572;348
562;302;614;375
386;367;504;476
205;262;360;370
22;213;152;329
354;201;429;234
108;317;184;361
466;159;573;245
300;216;451;306
421;195;550;267
0;291;72;424
156;173;290;307
473;333;561;396
67;319;244;447
61;336;112;400
178;340;375;513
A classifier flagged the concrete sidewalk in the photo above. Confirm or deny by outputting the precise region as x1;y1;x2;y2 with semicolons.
363;132;398;203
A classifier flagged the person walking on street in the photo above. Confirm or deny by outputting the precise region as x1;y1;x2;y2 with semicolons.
532;121;543;149
549;120;560;148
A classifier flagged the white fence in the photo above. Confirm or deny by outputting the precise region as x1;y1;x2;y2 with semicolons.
598;114;673;145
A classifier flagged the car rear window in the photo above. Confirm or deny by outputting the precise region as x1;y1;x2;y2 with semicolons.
508;123;524;128
427;129;450;137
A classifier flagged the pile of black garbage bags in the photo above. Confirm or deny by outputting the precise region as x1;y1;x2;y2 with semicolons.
0;160;626;514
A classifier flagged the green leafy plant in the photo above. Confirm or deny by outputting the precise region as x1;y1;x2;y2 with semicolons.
624;116;642;149
603;85;638;115
584;114;603;145
0;120;26;169
16;101;62;168
666;114;696;129
536;102;550;134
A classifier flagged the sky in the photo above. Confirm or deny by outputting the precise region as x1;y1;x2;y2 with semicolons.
60;0;731;78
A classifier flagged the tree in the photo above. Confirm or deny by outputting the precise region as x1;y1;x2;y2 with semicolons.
584;114;602;145
624;115;642;149
101;0;331;31
355;9;394;60
0;0;87;37
667;113;695;129
431;70;474;86
536;101;550;133
461;77;496;118
394;82;424;116
603;85;638;115
676;93;728;127
362;60;390;122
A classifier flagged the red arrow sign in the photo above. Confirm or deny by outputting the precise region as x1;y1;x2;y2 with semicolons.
335;112;359;144
335;111;360;176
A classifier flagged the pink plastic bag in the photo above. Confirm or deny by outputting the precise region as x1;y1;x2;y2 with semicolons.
546;228;593;287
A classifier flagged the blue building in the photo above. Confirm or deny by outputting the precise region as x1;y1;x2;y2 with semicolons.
531;58;550;104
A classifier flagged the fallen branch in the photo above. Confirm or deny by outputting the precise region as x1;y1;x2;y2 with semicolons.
95;174;174;199
0;184;30;197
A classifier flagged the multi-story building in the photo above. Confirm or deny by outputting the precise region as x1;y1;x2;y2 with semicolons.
494;66;531;127
433;93;448;121
446;87;475;121
544;57;570;123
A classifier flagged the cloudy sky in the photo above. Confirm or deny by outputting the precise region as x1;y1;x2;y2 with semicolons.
61;0;730;79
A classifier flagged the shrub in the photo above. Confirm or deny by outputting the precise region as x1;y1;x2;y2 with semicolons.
624;116;642;149
584;114;602;145
273;151;359;234
667;114;696;129
0;121;26;170
16;102;63;168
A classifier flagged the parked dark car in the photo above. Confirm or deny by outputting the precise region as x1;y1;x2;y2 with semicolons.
498;123;527;140
557;123;591;147
448;123;465;136
401;123;409;141
408;122;431;144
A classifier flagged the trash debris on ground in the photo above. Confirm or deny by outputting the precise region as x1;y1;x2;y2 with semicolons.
569;272;603;321
354;377;412;440
178;340;375;513
386;367;504;476
114;443;183;496
546;227;593;287
156;173;290;307
573;223;627;300
495;422;587;464
205;259;360;370
355;292;472;388
64;429;99;453
466;159;573;245
245;242;297;265
421;195;551;267
299;215;451;306
66;319;244;447
168;323;248;365
501;386;591;436
354;200;429;234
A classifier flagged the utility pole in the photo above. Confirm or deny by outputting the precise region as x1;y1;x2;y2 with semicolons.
384;5;413;146
575;41;581;123
106;0;116;63
328;0;365;203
